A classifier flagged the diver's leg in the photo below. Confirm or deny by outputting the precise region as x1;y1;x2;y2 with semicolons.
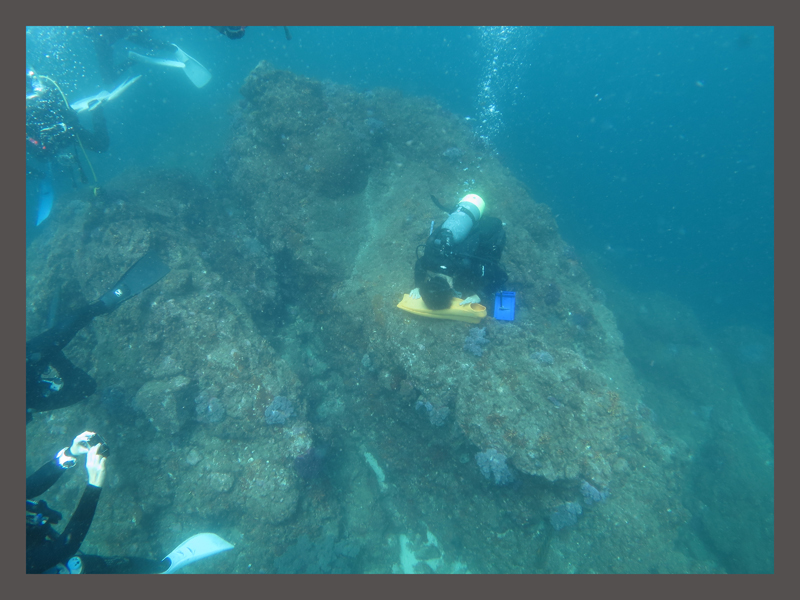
26;302;106;361
27;350;97;414
80;554;168;574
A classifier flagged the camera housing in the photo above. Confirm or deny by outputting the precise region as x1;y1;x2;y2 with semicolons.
87;433;110;457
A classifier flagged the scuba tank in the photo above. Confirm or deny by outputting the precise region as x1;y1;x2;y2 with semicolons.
434;194;485;256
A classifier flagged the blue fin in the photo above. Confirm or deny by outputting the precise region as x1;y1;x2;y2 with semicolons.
36;175;54;226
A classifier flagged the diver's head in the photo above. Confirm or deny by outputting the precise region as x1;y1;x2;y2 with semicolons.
215;26;247;40
419;275;454;310
439;194;486;249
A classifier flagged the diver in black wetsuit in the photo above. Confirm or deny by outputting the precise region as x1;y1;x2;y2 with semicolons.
411;194;508;313
83;27;174;86
26;72;110;161
27;432;105;574
26;69;109;204
27;431;171;574
86;27;289;85
26;251;171;424
213;26;248;40
212;26;292;40
26;293;117;420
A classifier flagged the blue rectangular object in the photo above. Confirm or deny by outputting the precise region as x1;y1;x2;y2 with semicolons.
494;291;516;321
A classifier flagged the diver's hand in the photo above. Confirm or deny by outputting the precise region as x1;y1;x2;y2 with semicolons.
410;288;421;299
460;295;480;305
70;431;97;456
86;444;107;488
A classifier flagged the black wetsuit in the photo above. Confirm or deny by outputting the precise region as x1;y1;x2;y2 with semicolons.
26;81;109;197
27;249;170;422
26;301;108;422
213;26;248;40
414;216;508;303
26;458;102;574
26;84;109;162
26;457;167;574
83;26;173;85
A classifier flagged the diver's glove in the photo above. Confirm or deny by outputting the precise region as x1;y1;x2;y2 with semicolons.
410;288;421;299
86;444;107;488
460;294;481;305
56;431;97;469
70;431;97;456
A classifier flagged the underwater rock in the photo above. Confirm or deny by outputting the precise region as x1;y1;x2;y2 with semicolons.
549;501;582;530
23;58;723;573
236;61;374;197
463;327;490;357
195;391;227;424
475;448;514;485
132;376;192;435
580;480;609;505
265;395;295;425
415;399;450;427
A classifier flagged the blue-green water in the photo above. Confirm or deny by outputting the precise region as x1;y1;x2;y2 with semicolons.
26;26;773;573
27;26;773;335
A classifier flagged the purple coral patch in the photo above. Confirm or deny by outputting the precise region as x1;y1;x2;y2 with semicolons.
475;448;514;485
265;395;295;425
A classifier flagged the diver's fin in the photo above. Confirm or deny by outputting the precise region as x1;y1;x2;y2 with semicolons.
70;95;104;113
35;163;55;226
98;249;171;312
105;74;142;102
127;50;186;69
397;293;487;324
169;44;212;88
36;176;54;226
161;533;234;574
128;45;211;88
71;75;142;113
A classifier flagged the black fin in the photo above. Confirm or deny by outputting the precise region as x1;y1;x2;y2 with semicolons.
98;249;170;311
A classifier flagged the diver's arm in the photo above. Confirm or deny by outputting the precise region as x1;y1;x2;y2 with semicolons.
56;445;105;554
59;483;102;546
26;459;67;499
453;270;483;306
26;431;97;497
32;444;105;572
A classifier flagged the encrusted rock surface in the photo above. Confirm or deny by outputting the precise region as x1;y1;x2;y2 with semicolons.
25;63;740;574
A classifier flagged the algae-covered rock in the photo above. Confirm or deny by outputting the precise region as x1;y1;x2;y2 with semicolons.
132;375;192;435
25;62;748;574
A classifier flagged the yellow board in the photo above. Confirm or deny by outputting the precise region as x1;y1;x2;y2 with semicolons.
396;294;487;324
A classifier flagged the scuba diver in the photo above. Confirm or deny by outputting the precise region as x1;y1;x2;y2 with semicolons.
410;194;508;314
84;26;214;89
212;26;292;40
83;27;175;86
213;26;248;40
26;250;171;424
26;68;110;225
85;26;290;91
27;431;234;574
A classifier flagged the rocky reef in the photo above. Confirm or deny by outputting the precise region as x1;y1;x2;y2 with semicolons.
26;62;728;573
